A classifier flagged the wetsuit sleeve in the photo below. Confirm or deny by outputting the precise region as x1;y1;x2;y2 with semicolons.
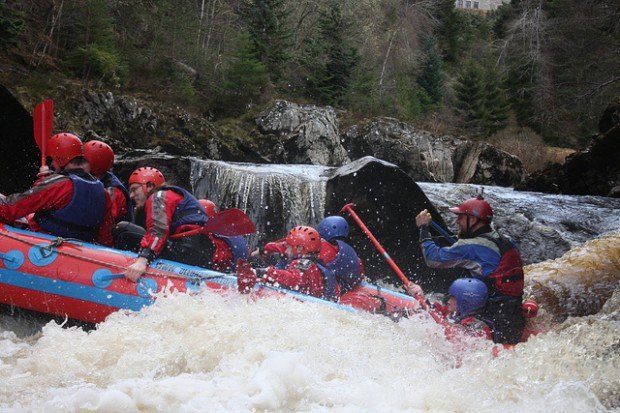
419;238;484;276
108;186;128;223
0;175;72;223
96;191;115;247
263;260;324;297
139;189;182;256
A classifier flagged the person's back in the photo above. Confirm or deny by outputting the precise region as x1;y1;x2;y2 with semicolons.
317;216;365;299
0;133;113;246
84;140;133;224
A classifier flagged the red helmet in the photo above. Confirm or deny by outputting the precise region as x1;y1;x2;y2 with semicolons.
48;133;83;168
285;226;321;255
449;196;493;223
83;140;114;176
198;199;218;218
128;167;165;189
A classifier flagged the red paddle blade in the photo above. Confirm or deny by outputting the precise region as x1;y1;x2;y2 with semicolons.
33;99;54;150
203;208;256;237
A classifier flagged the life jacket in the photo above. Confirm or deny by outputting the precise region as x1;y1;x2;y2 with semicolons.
102;171;133;223
478;234;524;298
455;314;496;342
215;235;250;271
313;259;338;302
323;240;364;294
158;186;207;234
35;172;106;242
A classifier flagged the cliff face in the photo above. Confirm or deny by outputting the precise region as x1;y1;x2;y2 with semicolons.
1;85;528;191
519;101;620;197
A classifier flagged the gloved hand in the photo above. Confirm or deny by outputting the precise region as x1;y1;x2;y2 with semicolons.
236;259;257;294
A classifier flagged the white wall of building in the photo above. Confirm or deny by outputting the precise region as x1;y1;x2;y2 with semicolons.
454;0;508;11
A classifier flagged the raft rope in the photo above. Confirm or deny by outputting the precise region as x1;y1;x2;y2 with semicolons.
0;229;225;284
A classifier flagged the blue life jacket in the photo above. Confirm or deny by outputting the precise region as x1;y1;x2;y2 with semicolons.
158;186;207;234
324;240;364;293
314;260;338;301
216;235;250;271
102;171;133;223
35;172;106;242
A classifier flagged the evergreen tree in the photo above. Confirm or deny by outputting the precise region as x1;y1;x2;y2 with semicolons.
222;32;269;103
305;2;358;105
62;0;122;81
483;73;510;135
456;64;510;137
237;0;292;81
416;35;446;106
0;2;24;49
455;64;488;135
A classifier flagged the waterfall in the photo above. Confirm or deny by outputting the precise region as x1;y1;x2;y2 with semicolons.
190;159;332;246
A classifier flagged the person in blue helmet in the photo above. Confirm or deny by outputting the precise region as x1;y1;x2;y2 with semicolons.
316;215;365;301
413;194;525;344
444;278;494;341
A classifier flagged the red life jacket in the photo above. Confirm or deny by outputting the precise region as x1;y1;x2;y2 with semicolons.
479;234;524;297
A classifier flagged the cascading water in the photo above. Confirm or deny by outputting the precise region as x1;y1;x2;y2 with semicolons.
190;159;330;246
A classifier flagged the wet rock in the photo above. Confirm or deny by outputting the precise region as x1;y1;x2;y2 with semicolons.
519;125;620;197
343;118;525;186
255;100;350;166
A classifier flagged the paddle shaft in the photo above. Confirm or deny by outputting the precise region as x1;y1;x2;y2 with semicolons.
340;203;430;311
430;220;456;244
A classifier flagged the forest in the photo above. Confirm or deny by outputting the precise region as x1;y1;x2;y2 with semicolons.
1;0;619;150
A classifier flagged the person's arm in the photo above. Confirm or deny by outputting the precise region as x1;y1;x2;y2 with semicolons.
108;186;129;223
261;260;324;297
96;191;115;247
0;175;71;223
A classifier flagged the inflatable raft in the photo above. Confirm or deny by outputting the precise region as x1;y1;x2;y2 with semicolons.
0;224;418;324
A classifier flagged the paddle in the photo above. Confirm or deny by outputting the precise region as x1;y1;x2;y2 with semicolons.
170;208;256;239
341;203;447;324
33;99;54;176
430;220;457;244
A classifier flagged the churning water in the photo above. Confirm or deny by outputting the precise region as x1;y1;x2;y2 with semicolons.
0;230;618;412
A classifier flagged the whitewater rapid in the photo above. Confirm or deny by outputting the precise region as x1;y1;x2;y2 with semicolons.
1;227;619;413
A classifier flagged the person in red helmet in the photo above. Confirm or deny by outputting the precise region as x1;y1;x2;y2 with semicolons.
83;140;133;223
123;167;216;282
237;226;340;299
197;198;250;272
413;193;525;344
0;133;113;246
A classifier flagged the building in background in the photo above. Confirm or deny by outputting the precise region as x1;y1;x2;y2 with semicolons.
455;0;508;11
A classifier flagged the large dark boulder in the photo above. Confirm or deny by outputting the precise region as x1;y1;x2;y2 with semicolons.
0;85;38;193
324;157;459;292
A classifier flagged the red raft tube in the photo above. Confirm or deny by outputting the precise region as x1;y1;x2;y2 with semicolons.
0;224;421;324
0;224;235;324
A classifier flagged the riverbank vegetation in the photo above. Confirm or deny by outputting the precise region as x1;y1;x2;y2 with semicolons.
1;0;618;150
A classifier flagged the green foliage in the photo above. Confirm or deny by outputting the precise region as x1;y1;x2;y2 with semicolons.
237;0;292;81
0;1;24;49
303;2;359;106
216;32;270;115
455;63;509;137
416;36;446;105
395;76;434;120
61;0;123;81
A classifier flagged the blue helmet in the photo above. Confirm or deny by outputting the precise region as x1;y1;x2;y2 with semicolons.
448;278;488;316
317;216;349;240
